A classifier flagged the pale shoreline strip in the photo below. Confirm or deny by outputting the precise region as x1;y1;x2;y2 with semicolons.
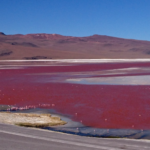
1;59;150;63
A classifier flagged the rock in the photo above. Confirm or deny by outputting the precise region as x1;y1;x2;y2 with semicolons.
24;56;52;60
11;42;37;47
0;50;13;56
0;32;5;35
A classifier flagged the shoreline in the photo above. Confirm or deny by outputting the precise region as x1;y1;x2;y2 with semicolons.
1;59;150;63
1;107;150;140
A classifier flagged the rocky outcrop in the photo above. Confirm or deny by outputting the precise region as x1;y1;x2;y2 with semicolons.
0;32;5;35
0;50;12;56
24;56;51;60
11;42;37;47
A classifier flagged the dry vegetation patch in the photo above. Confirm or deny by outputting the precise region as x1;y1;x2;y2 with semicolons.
0;112;66;128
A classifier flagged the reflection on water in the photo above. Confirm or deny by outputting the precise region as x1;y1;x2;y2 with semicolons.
66;75;150;85
33;67;150;85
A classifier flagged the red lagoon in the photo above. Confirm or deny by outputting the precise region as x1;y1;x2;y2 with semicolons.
1;61;150;130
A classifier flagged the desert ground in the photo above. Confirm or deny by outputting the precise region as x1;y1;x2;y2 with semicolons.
1;32;150;59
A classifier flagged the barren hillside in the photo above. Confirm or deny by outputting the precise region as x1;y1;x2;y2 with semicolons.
0;32;150;59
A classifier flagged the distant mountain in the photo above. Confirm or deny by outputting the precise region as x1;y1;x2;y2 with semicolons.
0;32;5;35
0;32;150;59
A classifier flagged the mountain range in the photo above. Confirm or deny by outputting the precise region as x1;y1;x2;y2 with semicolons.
1;32;150;59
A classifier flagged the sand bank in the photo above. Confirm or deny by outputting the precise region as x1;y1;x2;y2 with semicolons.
0;112;66;128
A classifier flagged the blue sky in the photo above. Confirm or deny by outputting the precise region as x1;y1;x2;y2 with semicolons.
1;0;150;40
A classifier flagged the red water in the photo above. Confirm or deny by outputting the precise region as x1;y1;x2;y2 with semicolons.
1;62;150;130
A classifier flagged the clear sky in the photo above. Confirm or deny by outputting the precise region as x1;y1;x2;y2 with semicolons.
1;0;150;40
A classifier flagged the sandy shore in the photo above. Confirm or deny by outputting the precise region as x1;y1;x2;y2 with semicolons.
0;112;67;127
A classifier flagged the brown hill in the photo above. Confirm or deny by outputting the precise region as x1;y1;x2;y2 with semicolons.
0;32;150;60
